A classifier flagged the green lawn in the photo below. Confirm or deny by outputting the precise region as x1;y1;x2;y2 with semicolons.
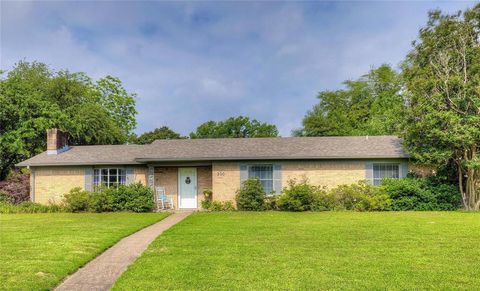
114;212;480;290
0;212;169;290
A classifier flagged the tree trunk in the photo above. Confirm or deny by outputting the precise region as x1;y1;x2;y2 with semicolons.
461;146;480;210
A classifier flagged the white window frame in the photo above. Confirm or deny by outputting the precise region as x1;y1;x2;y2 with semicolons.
372;163;400;186
93;167;126;188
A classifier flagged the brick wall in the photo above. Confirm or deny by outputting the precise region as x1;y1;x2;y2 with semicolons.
212;162;240;202
33;166;85;204
134;166;148;184
282;160;366;189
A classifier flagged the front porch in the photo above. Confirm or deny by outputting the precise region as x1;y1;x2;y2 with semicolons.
148;165;212;210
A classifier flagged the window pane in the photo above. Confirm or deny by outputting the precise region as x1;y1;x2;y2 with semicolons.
248;165;273;193
373;164;399;185
109;168;117;176
119;169;126;185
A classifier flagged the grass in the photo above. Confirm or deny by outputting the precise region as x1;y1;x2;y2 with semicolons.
0;212;169;290
113;211;480;290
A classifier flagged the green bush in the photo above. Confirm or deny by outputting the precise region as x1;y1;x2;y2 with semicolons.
329;181;391;211
277;179;321;211
235;178;266;211
0;201;65;214
311;191;337;211
112;183;154;212
63;187;91;212
201;199;212;210
380;177;461;211
62;183;154;213
88;190;114;212
264;195;278;210
209;201;235;211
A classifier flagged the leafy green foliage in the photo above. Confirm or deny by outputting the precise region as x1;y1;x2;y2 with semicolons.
190;116;278;138
63;187;91;212
296;64;405;136
0;61;137;179
130;126;183;144
329;181;392;211
111;183;155;212
62;183;154;213
235;178;266;211
380;177;461;211
277;179;324;211
206;201;235;211
401;4;480;209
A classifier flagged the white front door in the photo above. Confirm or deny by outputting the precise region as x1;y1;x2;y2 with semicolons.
178;168;197;209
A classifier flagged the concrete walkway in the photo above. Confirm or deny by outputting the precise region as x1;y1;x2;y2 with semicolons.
55;211;191;291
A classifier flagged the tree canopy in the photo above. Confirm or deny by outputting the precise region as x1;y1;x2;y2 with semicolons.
131;126;183;144
190;116;279;138
0;61;137;179
295;64;405;137
402;4;480;210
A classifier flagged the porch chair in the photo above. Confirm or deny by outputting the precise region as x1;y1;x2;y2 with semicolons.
155;186;174;210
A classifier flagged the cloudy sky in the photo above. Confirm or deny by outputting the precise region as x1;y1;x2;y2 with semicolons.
0;1;474;136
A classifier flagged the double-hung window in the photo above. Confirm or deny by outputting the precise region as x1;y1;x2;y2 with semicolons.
373;163;399;186
248;165;274;194
93;168;126;188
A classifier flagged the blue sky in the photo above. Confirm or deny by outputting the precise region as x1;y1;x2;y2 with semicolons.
0;1;474;136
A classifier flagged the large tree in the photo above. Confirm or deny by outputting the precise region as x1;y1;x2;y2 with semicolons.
402;5;480;210
131;126;183;144
190;116;278;138
0;61;137;179
296;64;405;136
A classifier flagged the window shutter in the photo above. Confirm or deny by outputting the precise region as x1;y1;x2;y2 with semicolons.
273;163;282;195
240;164;248;186
365;162;373;184
126;167;134;184
400;162;409;178
85;167;93;191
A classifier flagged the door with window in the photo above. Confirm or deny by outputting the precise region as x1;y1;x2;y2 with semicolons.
178;168;197;209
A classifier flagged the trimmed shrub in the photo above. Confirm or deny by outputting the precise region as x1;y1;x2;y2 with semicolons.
112;183;154;212
311;191;337;211
63;187;91;212
236;178;266;211
88;190;114;213
277;179;320;211
329;181;391;211
62;183;155;213
0;201;65;214
264;195;278;210
380;177;461;211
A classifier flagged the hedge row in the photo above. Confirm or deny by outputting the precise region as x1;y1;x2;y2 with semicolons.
234;177;461;212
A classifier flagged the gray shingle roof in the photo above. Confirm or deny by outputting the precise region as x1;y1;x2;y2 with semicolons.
17;136;408;167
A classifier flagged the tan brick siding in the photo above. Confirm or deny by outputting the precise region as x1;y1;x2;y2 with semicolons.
134;166;148;184
212;162;240;203
155;167;178;208
197;166;212;207
282;160;366;189
33;166;85;204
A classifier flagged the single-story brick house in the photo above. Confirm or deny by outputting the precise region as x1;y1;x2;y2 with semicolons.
17;129;417;209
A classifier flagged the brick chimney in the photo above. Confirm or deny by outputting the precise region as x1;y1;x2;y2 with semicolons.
46;128;69;155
